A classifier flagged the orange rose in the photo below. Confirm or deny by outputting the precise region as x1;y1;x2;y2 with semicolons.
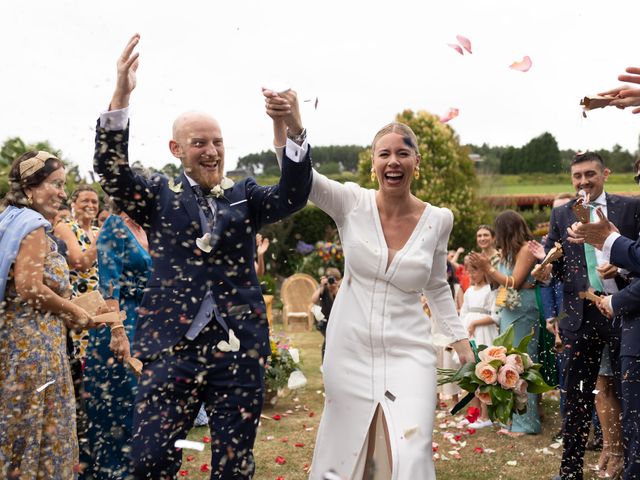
505;354;524;374
478;345;508;364
475;361;498;385
514;378;528;396
497;364;520;389
475;389;493;405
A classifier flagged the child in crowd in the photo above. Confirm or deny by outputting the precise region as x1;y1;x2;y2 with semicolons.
461;258;499;428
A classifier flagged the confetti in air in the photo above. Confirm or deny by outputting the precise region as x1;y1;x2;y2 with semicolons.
36;379;55;393
509;55;532;72
455;34;472;54
439;108;459;123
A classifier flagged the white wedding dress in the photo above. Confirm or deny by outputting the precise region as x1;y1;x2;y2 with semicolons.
307;171;468;480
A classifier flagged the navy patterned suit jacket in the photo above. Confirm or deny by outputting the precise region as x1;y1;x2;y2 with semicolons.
94;122;312;360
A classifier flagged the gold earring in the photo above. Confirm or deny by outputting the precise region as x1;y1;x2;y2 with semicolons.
370;167;376;182
27;195;33;206
414;168;420;180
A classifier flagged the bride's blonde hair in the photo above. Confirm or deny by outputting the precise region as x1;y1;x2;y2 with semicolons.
371;122;419;155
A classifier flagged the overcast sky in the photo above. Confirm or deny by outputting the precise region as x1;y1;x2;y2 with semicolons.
2;0;640;176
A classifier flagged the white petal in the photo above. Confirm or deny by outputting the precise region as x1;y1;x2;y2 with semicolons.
289;348;300;364
228;329;240;352
36;379;55;393
310;305;325;321
287;370;307;390
196;233;212;253
217;340;231;352
174;439;205;451
403;425;419;438
220;177;235;189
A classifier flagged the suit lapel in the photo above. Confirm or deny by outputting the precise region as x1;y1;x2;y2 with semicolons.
605;193;623;226
176;173;205;234
564;200;587;265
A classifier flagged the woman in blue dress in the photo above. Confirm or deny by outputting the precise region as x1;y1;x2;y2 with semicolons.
469;210;541;435
83;201;151;479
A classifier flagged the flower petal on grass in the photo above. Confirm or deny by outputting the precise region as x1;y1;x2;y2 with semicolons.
275;455;286;465
509;56;532;72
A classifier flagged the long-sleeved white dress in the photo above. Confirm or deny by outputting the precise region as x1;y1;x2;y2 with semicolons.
307;170;468;480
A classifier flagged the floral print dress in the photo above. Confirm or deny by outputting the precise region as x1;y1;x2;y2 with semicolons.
62;219;100;359
0;233;79;479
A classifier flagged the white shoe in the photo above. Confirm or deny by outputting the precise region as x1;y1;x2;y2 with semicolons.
468;419;493;429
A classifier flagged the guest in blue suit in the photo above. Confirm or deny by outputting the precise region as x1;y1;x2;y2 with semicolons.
534;152;640;480
569;156;640;480
93;35;312;479
83;195;152;479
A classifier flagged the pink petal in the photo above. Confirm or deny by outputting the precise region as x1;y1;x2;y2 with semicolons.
439;108;459;123
456;34;472;54
510;55;532;72
447;43;464;55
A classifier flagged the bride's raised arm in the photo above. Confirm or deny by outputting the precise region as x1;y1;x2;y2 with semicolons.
263;88;359;221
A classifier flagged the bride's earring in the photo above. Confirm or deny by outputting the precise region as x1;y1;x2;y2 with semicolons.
370;167;376;183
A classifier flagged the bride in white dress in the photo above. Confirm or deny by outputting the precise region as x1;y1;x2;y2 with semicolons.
264;89;474;480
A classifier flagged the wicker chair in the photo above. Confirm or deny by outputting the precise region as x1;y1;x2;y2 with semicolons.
280;273;318;331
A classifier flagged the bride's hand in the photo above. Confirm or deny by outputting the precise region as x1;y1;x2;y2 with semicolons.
451;338;475;364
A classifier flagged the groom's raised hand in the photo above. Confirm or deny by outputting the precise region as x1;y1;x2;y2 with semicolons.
110;33;141;110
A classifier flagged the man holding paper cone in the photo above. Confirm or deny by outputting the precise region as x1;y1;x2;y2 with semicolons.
93;34;312;479
533;152;640;480
568;156;640;480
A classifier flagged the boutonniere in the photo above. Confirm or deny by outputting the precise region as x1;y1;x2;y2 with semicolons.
207;177;235;199
196;232;213;253
168;178;183;194
209;185;225;198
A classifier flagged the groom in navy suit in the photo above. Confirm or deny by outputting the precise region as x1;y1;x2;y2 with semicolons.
536;152;640;480
94;35;312;479
568;156;640;480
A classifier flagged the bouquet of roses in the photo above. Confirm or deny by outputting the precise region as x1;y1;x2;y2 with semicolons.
437;324;555;425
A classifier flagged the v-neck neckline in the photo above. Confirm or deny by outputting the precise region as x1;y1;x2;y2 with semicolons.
369;190;431;275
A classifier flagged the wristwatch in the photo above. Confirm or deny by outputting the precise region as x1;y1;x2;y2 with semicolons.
287;127;307;146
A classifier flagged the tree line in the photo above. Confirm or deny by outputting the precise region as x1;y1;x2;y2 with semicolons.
469;132;639;175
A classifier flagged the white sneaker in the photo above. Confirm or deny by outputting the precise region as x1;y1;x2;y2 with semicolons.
467;419;493;429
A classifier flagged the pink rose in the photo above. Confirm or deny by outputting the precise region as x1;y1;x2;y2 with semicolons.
497;364;520;389
475;361;498;385
514;378;528;396
478;346;508;364
475;389;492;405
505;354;524;374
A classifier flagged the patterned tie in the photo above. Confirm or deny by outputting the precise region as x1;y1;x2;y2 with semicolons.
191;184;215;231
584;202;604;292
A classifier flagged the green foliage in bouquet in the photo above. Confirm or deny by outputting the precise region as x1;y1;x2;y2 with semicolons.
265;336;301;393
438;324;555;425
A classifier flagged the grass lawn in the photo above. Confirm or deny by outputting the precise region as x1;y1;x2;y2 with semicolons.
479;182;638;196
179;328;603;479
